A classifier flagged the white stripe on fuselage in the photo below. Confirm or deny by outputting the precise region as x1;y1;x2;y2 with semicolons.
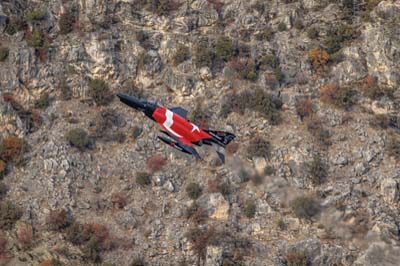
164;109;183;138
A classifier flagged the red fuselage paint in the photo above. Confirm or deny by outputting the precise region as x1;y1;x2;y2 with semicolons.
152;107;212;146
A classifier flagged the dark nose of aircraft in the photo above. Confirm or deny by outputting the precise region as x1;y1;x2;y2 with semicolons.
117;93;146;111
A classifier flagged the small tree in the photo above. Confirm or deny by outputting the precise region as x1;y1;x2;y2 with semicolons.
186;182;202;200
89;79;113;105
243;200;256;218
65;128;92;150
291;196;320;220
215;37;235;62
0;47;9;62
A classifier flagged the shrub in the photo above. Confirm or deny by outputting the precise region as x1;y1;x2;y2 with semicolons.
89;79;113;106
59;13;74;34
34;92;50;109
221;89;282;123
247;137;271;158
5;17;26;35
294;18;303;30
0;160;6;178
46;209;71;231
286;251;310;266
308;48;330;73
291;196;320;220
370;114;399;130
217;181;232;196
0;201;22;230
185;202;208;224
0;47;9;62
83;236;101;262
146;155;166;172
0;182;7;199
111;192;127;209
387;134;400;160
0;137;28;164
229;58;258;81
215;37;235;62
194;41;214;67
112;132;126;143
16;223;33;249
226;142;239;155
0;232;10;263
278;22;287;31
257;27;274;41
65;128;92;150
26;10;47;21
243;200;256;218
295;98;313;120
186;182;202;200
185;227;215;263
60;78;72;100
304;115;331;146
26;29;45;48
276;218;286;230
308;155;327;185
307;27;319;39
320;83;356;109
259;54;279;69
146;0;179;16
173;44;190;65
40;259;63;266
324;24;357;54
130;256;146;266
136;172;151;186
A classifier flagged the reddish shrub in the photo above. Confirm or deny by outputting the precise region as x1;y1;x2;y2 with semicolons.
207;176;222;193
40;259;62;266
111;192;127;209
46;209;70;231
363;75;377;88
226;142;239;155
0;160;6;178
0;137;28;164
186;227;216;262
2;93;15;103
305;115;331;146
31;110;42;128
207;0;223;11
146;155;166;172
36;48;48;62
320;83;339;104
0;232;10;264
16;223;33;249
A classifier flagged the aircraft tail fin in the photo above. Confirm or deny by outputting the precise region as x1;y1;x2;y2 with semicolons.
204;130;236;146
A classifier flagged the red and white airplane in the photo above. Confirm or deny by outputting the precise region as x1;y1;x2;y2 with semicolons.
117;93;236;163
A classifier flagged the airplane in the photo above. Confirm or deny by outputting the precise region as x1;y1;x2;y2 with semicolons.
117;93;236;163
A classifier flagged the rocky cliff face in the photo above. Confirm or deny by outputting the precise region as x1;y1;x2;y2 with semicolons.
0;1;399;266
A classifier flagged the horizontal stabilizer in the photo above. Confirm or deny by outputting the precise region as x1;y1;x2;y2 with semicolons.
204;130;236;146
170;107;188;119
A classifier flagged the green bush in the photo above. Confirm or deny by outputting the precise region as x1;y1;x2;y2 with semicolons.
307;27;319;39
0;201;22;230
83;236;101;262
308;155;327;185
5;17;25;35
220;89;282;124
26;29;44;48
65;128;92;150
186;182;202;199
215;37;235;62
259;54;279;69
34;93;50;109
130;256;146;266
247;137;271;158
59;13;74;35
294;18;303;30
291;196;320;220
112;131;126;143
136;172;151;186
89;79;112;105
243;200;256;218
0;47;9;62
194;41;214;67
278;22;287;32
173;44;190;65
324;24;358;54
257;27;274;41
146;0;177;15
26;10;47;22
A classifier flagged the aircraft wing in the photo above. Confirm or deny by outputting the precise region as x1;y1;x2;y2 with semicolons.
158;131;202;160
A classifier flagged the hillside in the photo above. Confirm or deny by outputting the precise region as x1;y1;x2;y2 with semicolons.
0;0;399;265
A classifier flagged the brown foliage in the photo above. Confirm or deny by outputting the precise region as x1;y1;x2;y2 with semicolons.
295;98;313;120
308;48;329;73
226;142;239;155
320;83;339;104
40;259;62;266
146;155;166;172
320;83;356;109
16;223;33;249
247;137;271;158
186;227;216;263
31;110;43;128
111;192;127;209
0;232;10;265
0;137;28;164
0;161;6;178
46;209;71;231
305;115;331;146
